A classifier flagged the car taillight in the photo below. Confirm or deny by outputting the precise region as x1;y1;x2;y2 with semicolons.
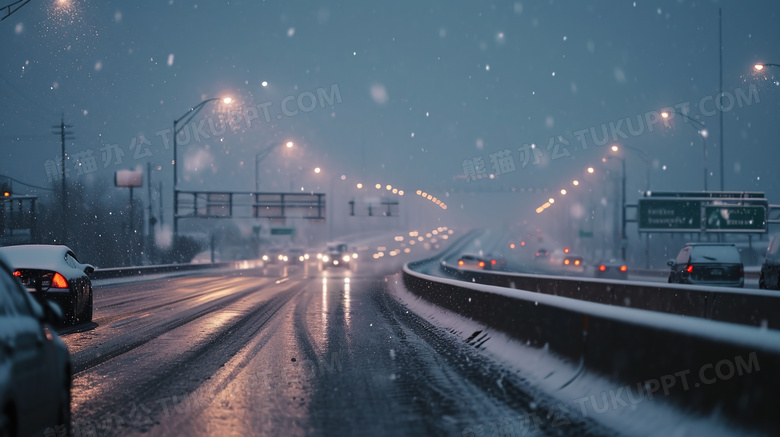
478;261;485;268
574;260;581;266
564;259;570;265
599;265;606;271
52;272;69;288
12;270;21;277
620;265;627;272
686;265;694;273
458;260;464;266
491;259;497;265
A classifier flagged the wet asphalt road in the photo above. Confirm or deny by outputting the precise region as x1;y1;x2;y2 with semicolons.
58;261;610;436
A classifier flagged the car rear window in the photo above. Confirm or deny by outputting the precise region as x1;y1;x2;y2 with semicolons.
690;246;741;263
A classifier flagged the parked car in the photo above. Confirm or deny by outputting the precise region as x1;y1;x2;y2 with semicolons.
759;235;780;289
595;259;628;280
668;243;744;288
456;253;490;270
0;245;94;324
0;252;72;437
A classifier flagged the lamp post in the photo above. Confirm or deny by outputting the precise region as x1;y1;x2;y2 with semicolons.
754;63;780;71
610;144;653;262
172;97;231;239
661;110;708;191
254;141;294;192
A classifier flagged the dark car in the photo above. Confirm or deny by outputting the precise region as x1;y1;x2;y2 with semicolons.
595;259;628;280
668;243;744;288
759;235;780;289
0;253;72;437
0;245;94;324
457;253;490;270
534;248;549;259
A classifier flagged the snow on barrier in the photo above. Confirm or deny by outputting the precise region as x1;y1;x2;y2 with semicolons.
438;262;780;329
89;260;264;280
403;260;780;434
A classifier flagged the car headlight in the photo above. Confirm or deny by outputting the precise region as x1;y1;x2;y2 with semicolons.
299;256;305;262
262;255;269;261
352;253;359;259
322;255;329;262
342;255;351;262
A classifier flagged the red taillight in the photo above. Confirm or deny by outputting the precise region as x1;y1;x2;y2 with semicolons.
458;260;464;266
520;241;526;247
12;270;21;277
564;259;570;265
574;259;581;266
478;261;485;268
620;265;627;272
491;259;497;265
686;265;694;273
535;252;540;256
52;272;69;288
564;248;570;254
599;265;606;272
509;243;516;249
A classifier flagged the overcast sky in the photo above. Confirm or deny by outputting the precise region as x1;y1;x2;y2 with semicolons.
1;0;779;227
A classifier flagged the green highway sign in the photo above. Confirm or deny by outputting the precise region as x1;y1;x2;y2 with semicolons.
704;206;767;232
638;199;701;231
270;228;295;235
578;230;594;238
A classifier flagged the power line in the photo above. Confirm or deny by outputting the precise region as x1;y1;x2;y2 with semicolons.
0;174;54;191
1;0;31;21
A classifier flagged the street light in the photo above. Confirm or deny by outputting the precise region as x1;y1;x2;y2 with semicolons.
255;141;294;192
661;110;708;191
172;97;232;239
754;63;780;71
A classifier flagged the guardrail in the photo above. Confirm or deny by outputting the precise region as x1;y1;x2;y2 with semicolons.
438;262;780;329
403;261;780;434
90;260;264;280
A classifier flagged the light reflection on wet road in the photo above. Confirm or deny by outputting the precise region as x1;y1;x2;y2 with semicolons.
60;262;608;436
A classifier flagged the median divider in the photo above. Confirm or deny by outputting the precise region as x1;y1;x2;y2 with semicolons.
403;261;780;434
439;262;780;329
90;260;264;280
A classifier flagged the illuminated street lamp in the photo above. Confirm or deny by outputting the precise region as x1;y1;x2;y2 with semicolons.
661;110;708;191
173;96;232;239
754;63;780;71
255;141;294;192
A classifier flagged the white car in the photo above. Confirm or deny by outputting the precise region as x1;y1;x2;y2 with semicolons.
0;245;94;324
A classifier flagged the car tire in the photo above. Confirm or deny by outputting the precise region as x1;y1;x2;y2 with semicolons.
81;288;93;323
759;273;766;289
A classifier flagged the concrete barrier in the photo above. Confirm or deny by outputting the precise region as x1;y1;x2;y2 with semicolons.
403;262;780;434
439;262;780;329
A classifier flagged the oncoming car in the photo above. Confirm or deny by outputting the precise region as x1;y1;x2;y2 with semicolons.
0;245;95;324
321;242;352;269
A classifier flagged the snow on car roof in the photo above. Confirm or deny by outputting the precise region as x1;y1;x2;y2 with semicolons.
0;244;79;272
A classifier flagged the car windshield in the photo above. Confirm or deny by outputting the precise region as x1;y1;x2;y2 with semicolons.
690;246;741;263
2;1;778;435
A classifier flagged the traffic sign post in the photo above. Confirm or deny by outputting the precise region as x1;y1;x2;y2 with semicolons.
638;199;701;232
637;193;768;234
704;206;766;232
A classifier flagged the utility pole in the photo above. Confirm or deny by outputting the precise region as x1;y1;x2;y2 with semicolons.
52;114;74;246
719;8;724;191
